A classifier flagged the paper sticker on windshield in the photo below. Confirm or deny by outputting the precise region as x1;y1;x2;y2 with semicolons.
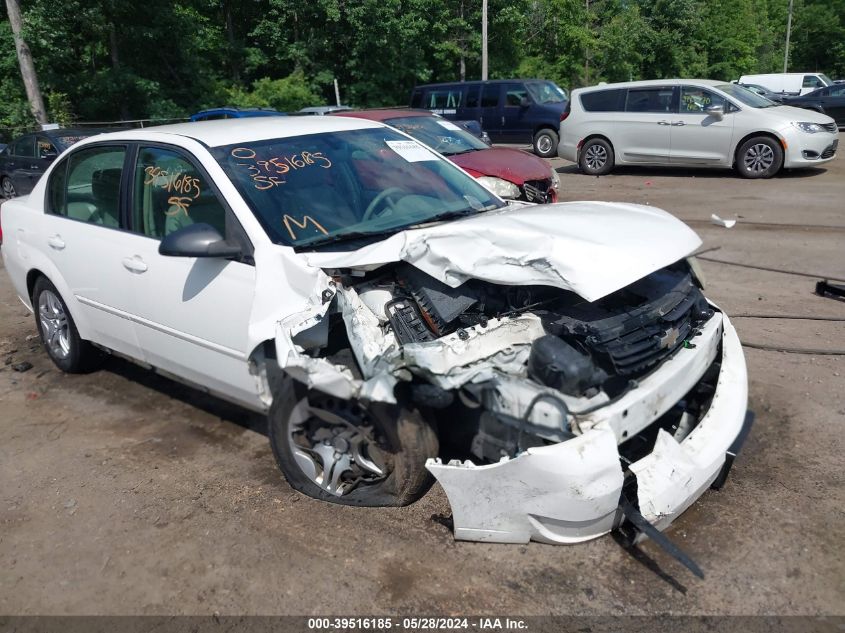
436;120;461;131
385;140;438;162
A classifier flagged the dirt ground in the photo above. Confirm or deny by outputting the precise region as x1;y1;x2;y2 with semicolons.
1;154;843;616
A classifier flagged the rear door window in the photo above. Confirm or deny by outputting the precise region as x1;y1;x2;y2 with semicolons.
581;89;625;112
12;136;35;157
625;87;677;113
48;145;126;227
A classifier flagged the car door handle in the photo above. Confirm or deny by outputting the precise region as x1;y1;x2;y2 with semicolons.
501;116;505;126
122;256;148;273
47;235;65;250
671;121;686;126
657;121;671;125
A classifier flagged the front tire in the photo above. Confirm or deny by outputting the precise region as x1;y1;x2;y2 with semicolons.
268;377;438;506
578;138;614;175
736;136;783;179
32;277;100;373
533;128;559;158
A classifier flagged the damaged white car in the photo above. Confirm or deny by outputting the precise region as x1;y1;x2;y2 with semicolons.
0;117;751;564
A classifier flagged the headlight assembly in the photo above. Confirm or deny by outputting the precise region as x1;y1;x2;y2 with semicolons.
687;256;707;289
550;168;561;190
792;121;825;134
477;176;521;199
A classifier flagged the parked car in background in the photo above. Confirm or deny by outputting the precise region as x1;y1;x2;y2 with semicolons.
190;107;286;121
558;79;839;178
336;109;559;202
737;73;833;96
411;79;569;158
737;83;784;102
296;106;353;115
781;84;845;127
0;128;114;198
0;117;750;552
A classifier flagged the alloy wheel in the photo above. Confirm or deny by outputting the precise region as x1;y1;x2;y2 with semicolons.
287;396;387;496
2;178;15;199
38;290;71;360
744;143;774;173
584;145;608;170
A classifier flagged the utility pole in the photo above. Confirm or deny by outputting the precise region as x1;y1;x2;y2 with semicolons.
783;0;793;73
481;0;488;80
585;0;590;85
5;0;47;126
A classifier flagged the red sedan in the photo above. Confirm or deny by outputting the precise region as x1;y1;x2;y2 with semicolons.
335;109;559;203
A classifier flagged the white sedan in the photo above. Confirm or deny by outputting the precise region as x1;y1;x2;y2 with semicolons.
0;118;750;566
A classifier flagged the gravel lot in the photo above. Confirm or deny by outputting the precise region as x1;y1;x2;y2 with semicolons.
1;155;843;616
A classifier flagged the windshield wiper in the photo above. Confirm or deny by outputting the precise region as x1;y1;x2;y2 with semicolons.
443;148;480;156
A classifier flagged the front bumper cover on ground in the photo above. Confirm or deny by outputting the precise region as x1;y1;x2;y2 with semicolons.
426;313;749;545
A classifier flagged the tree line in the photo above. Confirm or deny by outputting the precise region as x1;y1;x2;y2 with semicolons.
0;0;842;138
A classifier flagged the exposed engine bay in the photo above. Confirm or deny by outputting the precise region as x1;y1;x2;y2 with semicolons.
290;259;714;464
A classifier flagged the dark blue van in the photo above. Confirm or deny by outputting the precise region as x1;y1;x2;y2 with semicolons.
410;79;569;157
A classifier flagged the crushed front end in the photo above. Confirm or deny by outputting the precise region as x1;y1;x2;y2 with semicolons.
278;254;750;546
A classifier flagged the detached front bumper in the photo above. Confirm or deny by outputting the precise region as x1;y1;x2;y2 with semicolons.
426;313;749;544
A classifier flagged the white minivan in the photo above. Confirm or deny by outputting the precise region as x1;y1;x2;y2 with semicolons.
558;79;839;178
738;72;833;96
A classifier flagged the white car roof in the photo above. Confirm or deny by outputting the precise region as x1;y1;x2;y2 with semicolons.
574;79;725;94
77;116;385;148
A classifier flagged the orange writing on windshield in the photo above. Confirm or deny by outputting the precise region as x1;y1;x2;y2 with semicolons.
282;214;329;241
230;147;332;190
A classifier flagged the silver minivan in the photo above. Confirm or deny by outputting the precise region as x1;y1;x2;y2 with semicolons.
558;79;839;178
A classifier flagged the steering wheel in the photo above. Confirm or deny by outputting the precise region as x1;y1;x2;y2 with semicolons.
362;187;404;222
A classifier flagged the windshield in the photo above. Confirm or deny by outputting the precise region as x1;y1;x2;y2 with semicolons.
212;127;504;248
526;81;568;104
819;74;834;87
715;84;778;108
383;116;488;156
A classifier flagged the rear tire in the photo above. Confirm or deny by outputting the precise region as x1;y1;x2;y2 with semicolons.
32;277;100;373
268;377;438;507
2;177;16;199
533;128;559;158
578;138;614;175
736;136;783;179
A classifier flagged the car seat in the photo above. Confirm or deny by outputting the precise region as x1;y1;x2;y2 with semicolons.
90;169;122;227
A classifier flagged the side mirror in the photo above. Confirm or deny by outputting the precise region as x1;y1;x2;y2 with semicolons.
41;150;58;161
520;96;531;108
704;103;725;117
158;223;242;258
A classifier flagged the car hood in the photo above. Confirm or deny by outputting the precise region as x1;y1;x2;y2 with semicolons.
303;201;702;302
766;104;835;124
449;147;553;185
